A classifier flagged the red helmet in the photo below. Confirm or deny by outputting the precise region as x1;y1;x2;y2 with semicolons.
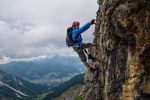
72;21;80;27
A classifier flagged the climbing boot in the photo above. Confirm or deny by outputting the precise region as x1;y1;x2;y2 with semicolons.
89;67;98;72
88;54;97;62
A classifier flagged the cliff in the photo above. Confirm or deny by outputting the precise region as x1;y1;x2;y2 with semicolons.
83;0;150;100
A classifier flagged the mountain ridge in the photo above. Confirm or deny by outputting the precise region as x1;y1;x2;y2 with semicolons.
0;55;84;86
0;69;48;100
44;73;84;100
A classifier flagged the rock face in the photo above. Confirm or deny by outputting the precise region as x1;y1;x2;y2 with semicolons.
83;0;150;100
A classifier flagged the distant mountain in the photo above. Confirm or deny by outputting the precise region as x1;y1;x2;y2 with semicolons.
0;69;48;100
0;55;84;86
44;73;84;100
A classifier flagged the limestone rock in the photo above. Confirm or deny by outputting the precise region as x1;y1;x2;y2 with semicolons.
83;0;150;100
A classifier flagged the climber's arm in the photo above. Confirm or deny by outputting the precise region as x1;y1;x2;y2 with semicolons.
73;22;91;34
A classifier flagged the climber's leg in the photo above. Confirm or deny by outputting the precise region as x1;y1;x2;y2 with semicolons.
83;62;98;72
82;43;97;61
87;46;92;54
81;43;99;48
73;46;95;70
83;62;92;69
82;43;93;48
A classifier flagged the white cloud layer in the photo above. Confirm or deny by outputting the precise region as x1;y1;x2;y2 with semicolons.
0;0;98;59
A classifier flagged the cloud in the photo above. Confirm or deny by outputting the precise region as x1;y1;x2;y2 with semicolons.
0;0;98;58
0;55;48;64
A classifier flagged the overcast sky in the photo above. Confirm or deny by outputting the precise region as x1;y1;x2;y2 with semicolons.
0;0;98;60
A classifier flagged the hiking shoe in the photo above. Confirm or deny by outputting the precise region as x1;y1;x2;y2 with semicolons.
88;54;97;62
89;67;98;72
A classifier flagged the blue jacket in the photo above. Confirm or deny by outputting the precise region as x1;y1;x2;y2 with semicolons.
72;22;91;46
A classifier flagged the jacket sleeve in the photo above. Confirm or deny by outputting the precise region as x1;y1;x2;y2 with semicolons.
73;22;91;34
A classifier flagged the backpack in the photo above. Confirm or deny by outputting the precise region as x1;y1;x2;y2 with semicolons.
66;27;74;47
66;27;81;47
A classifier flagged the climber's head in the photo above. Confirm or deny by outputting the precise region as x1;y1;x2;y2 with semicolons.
72;21;80;28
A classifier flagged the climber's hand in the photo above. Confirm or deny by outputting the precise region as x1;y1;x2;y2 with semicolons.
90;19;96;25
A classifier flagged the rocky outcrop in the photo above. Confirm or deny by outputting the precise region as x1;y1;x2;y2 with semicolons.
53;85;83;100
83;0;150;100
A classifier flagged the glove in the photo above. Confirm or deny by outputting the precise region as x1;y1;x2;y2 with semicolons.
90;19;96;25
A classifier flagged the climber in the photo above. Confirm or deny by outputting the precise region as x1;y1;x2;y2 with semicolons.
66;19;97;71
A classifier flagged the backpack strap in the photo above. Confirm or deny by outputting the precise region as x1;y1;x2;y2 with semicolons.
71;28;82;44
73;33;81;44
